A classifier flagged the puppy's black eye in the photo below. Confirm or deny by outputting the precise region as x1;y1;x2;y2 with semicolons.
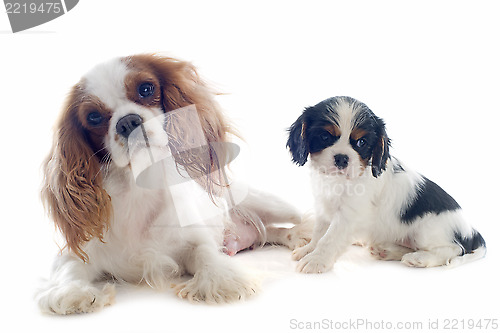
356;138;367;148
138;82;155;98
320;132;332;141
87;111;103;126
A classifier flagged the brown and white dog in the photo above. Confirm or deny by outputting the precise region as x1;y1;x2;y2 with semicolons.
37;54;307;314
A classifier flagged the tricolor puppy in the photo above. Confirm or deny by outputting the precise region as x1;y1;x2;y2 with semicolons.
38;54;307;314
287;96;485;273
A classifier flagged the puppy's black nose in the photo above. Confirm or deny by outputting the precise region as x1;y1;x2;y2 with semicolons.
116;114;143;138
334;154;349;169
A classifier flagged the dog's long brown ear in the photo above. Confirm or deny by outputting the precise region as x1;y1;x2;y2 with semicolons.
41;85;111;262
154;56;229;143
138;54;233;195
371;118;390;178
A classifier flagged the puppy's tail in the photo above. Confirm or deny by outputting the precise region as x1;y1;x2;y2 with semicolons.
448;246;486;267
448;230;486;268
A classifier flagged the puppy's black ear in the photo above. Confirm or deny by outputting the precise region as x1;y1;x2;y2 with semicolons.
287;114;309;166
371;118;390;177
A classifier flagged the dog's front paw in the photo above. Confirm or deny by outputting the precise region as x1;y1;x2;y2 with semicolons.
36;282;115;315
175;268;259;303
297;253;333;274
292;242;315;261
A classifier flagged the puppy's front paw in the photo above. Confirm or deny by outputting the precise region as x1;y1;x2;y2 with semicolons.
292;243;315;261
175;268;259;303
297;253;333;274
37;282;115;315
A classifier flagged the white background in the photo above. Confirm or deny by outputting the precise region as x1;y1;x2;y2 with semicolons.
1;1;499;332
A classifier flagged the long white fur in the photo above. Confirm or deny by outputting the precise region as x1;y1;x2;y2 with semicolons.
292;99;484;273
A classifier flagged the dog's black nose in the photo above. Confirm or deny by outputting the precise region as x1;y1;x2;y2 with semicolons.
334;154;349;169
116;114;143;138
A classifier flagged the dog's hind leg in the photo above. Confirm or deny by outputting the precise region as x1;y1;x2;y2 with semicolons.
401;245;463;267
224;186;311;254
369;243;414;261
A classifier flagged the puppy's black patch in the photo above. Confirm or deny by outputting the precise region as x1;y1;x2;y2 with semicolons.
400;176;461;224
454;230;486;255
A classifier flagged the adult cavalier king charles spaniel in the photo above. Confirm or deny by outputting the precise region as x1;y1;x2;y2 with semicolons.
37;54;308;314
287;96;485;273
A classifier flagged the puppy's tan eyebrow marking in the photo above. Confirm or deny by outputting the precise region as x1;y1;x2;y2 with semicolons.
350;128;367;141
324;124;341;137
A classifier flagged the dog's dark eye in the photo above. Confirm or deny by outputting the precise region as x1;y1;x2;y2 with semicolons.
320;132;332;141
356;138;367;148
138;82;155;98
87;111;103;126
